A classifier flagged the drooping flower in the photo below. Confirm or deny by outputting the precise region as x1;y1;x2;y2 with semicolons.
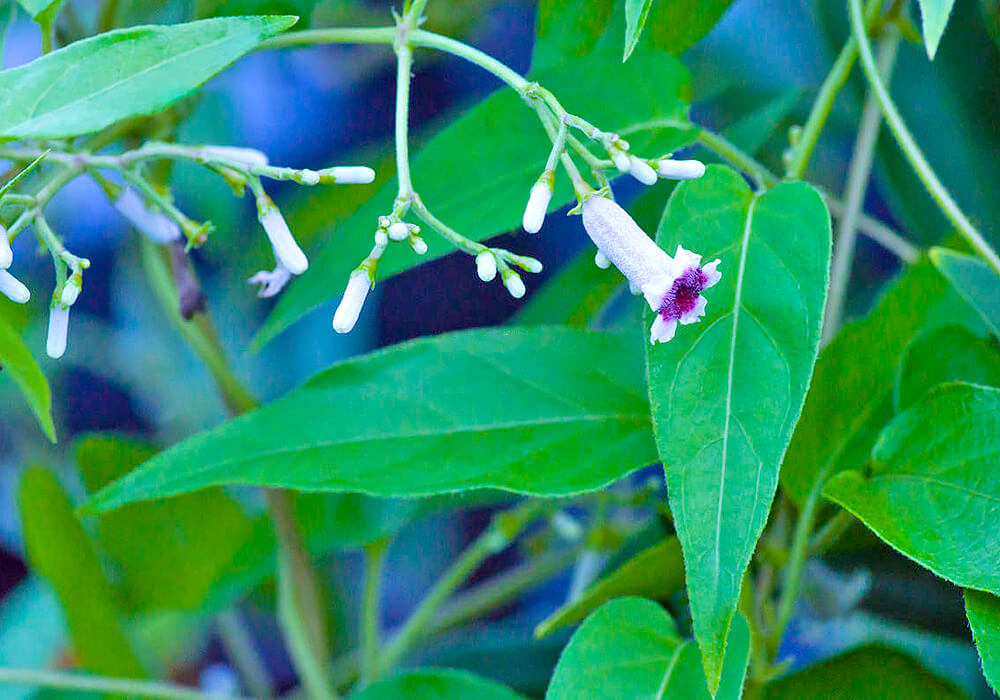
333;270;371;334
248;261;293;298
0;225;12;269
256;193;308;275
46;303;70;359
522;173;554;234
581;195;720;344
0;270;30;303
114;188;182;243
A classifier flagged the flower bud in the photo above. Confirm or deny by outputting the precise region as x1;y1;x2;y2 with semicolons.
333;270;371;334
60;274;82;307
594;250;611;269
476;251;497;282
0;225;11;269
610;147;631;174
655;159;706;180
503;270;526;299
374;230;389;248
522;174;553;234
46;304;70;359
203;146;270;168
257;196;308;275
388;222;410;241
410;236;428;255
114;188;182;243
319;166;377;185
628;156;658;186
0;270;30;304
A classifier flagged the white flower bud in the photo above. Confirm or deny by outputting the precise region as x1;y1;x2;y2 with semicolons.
374;230;389;247
388;222;410;241
259;203;308;275
114;188;182;243
411;237;428;255
322;166;376;184
476;251;497;282
0;270;30;303
333;271;371;334
0;225;11;269
46;304;70;359
656;159;706;180
203;146;269;168
503;271;526;299
248;262;292;298
522;176;553;234
299;170;320;186
628;156;658;186
594;250;611;269
517;257;544;274
60;276;81;307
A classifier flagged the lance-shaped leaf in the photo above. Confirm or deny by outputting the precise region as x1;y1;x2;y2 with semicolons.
965;590;1000;694
0;314;55;441
825;383;1000;594
931;247;1000;337
88;327;656;511
623;0;654;61
546;597;750;699
917;0;958;59
646;166;830;690
0;15;296;140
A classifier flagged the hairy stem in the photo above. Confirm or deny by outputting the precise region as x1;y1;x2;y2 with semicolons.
849;0;1000;276
823;27;901;344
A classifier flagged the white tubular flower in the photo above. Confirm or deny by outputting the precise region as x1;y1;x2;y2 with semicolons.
656;158;707;180
522;174;554;234
333;270;371;334
628;156;658;186
476;251;497;282
388;222;410;241
322;166;376;184
503;270;526;299
60;275;81;307
203;146;269;168
0;225;11;269
0;270;30;303
248;261;292;298
46;304;70;359
114;188;182;243
258;198;308;275
594;250;611;269
581;196;721;345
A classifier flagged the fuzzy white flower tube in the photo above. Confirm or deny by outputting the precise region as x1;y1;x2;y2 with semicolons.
333;270;371;334
0;270;30;303
114;188;182;243
0;225;12;270
46;305;70;359
581;196;720;345
656;159;707;180
522;175;553;234
259;204;308;275
323;166;376;184
203;146;270;168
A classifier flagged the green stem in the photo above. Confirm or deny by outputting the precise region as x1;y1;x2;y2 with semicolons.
377;500;547;675
0;668;246;700
216;608;276;698
808;508;855;556
394;29;415;199
697;128;778;189
360;538;390;684
823;29;901;344
784;0;884;180
849;0;1000;276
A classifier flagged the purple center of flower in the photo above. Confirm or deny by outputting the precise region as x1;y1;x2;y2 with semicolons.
658;267;707;321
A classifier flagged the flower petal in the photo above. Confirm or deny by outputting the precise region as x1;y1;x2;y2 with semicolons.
673;245;702;272
679;294;707;325
702;259;722;288
649;315;678;344
641;275;675;312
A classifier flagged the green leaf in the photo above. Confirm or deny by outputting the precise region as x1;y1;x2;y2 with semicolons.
75;435;257;611
349;668;528;700
722;88;803;157
965;589;1000;694
89;327;656;511
514;248;624;328
0;15;297;140
824;383;1000;594
642;0;735;55
18;467;145;678
896;325;1000;411
15;0;61;20
781;260;985;506
918;0;958;58
623;0;655;62
546;597;749;699
533;0;615;69
535;537;685;638
252;46;694;350
647;166;830;689
763;645;963;699
0;313;55;442
931;247;1000;337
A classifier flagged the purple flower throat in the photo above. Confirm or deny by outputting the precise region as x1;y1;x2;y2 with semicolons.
658;267;708;321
